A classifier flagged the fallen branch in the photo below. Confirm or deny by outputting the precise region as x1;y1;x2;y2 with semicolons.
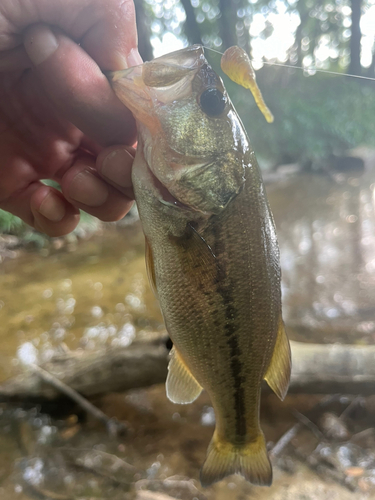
1;338;375;402
269;423;301;459
30;363;126;435
0;334;169;402
289;341;375;395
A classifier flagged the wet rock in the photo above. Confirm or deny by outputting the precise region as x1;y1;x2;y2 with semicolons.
52;238;65;250
276;456;297;474
350;428;375;449
200;406;215;426
0;234;21;260
136;492;178;500
327;155;365;174
269;476;361;500
60;448;137;484
135;476;206;500
275;163;301;176
305;440;375;492
319;413;350;441
344;466;364;477
0;235;21;250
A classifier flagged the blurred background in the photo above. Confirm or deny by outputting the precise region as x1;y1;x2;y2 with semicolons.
1;1;375;499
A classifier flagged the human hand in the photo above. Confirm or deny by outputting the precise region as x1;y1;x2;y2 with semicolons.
0;0;142;236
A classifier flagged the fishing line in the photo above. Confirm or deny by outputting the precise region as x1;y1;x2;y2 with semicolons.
203;45;375;83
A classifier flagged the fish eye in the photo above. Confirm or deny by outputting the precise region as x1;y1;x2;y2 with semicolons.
199;88;227;117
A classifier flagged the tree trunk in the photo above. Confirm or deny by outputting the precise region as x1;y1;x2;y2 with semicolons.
219;0;237;50
180;0;203;46
293;0;309;66
367;43;375;78
348;0;363;76
134;0;154;62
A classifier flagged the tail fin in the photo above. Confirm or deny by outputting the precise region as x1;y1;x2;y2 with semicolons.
200;431;272;488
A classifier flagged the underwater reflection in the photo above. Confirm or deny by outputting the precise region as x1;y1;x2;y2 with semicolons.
268;159;375;343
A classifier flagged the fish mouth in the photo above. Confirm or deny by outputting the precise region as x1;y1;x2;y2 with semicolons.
107;47;208;212
106;45;206;127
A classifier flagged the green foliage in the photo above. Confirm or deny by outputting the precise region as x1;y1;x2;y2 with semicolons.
41;179;61;189
226;67;375;167
0;208;100;239
0;210;24;234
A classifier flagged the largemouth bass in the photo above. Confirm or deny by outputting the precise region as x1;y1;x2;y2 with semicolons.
109;45;291;487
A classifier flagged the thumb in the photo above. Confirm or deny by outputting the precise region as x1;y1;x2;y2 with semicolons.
23;23;140;146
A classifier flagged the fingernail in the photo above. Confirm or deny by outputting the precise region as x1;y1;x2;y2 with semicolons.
126;48;143;67
101;149;133;187
69;170;109;207
38;192;65;222
111;48;143;70
24;24;59;66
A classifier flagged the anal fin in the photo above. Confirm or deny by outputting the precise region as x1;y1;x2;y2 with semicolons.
264;318;291;401
166;347;203;404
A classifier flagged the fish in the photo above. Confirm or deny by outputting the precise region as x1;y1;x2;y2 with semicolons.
108;45;291;487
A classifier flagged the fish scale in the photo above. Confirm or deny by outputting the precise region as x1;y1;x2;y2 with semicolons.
109;45;291;487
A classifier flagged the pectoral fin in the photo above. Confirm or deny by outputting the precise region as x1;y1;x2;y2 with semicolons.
264;318;291;401
145;237;157;297
166;347;203;404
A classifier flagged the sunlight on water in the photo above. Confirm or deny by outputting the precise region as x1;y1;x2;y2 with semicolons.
0;223;163;382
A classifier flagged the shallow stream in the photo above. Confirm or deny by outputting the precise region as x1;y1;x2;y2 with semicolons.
1;155;375;499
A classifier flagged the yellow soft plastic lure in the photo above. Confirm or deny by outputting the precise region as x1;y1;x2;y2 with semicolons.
221;46;274;123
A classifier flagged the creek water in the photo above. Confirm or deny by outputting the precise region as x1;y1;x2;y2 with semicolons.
1;157;375;499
